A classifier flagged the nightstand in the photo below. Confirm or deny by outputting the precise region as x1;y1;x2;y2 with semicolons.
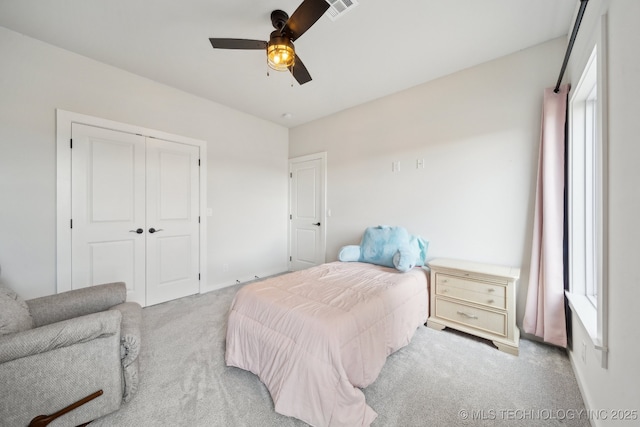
426;258;520;355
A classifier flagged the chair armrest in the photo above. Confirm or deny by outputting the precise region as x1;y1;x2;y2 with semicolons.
110;302;142;367
26;282;127;327
0;310;122;364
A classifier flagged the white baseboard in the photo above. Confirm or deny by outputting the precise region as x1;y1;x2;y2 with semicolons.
567;349;598;427
200;270;289;294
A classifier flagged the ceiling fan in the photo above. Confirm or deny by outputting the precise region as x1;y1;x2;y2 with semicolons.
209;0;330;85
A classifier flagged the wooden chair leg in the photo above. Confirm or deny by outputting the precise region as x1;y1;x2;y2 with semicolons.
29;390;103;427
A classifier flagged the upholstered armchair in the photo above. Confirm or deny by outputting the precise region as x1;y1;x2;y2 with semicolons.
0;282;142;426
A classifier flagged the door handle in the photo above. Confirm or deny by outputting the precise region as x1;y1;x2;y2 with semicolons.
312;222;321;226
129;228;143;234
148;228;164;234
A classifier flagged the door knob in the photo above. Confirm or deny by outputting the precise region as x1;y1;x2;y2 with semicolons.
129;228;143;234
148;228;164;234
313;222;321;226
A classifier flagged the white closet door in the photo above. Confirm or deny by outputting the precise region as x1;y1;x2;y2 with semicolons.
145;138;200;305
289;156;325;271
71;124;201;306
71;124;147;305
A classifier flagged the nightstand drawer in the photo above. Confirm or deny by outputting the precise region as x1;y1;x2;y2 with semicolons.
435;274;506;309
434;298;507;337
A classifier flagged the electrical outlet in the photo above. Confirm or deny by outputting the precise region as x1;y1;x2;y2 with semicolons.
581;341;587;363
392;161;401;172
416;158;425;169
222;263;229;273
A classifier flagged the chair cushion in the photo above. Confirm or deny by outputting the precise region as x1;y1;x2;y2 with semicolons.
0;285;34;336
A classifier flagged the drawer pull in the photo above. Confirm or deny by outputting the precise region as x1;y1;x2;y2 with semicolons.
442;289;449;293
488;299;495;304
487;288;495;292
457;311;478;320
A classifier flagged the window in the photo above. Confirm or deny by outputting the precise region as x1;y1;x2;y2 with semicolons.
569;47;599;307
567;30;608;368
583;76;598;307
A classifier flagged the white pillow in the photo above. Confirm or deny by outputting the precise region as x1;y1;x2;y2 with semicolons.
0;284;34;335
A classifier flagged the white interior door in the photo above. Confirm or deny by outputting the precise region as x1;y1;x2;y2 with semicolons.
71;124;147;304
145;138;200;305
289;154;326;271
70;124;200;306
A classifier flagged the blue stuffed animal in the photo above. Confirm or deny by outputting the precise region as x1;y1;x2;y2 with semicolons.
338;226;428;272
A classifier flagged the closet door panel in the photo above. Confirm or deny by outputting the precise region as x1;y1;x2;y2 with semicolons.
145;138;200;306
70;124;146;305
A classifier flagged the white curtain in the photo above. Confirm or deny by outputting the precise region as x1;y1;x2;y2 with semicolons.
523;84;569;348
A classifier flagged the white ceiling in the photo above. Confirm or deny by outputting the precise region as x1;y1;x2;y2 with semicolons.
0;0;577;128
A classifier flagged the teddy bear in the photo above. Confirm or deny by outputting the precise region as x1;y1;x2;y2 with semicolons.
338;225;428;272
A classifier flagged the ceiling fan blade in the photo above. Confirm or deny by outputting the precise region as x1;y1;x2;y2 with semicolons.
289;54;312;85
283;0;330;41
209;38;267;50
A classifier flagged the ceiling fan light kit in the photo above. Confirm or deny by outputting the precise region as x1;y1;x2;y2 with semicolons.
267;34;295;71
209;0;330;85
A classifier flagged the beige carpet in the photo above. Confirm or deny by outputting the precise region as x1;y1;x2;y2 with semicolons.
92;282;588;426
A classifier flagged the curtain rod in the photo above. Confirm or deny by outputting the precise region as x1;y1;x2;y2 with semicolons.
554;0;589;93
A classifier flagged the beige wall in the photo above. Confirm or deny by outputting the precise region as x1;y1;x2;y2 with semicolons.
0;27;289;299
289;37;566;325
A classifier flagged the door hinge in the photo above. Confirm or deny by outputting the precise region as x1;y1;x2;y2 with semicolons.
198;273;201;281
290;172;292;178
70;219;73;229
289;214;292;220
198;216;201;223
198;159;201;166
70;138;73;149
290;256;292;261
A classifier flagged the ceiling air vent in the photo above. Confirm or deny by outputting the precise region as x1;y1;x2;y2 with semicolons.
325;0;359;21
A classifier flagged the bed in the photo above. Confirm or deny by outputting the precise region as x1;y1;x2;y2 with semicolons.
225;261;429;427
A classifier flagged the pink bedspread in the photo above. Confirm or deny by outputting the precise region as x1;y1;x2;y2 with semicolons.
225;261;429;426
